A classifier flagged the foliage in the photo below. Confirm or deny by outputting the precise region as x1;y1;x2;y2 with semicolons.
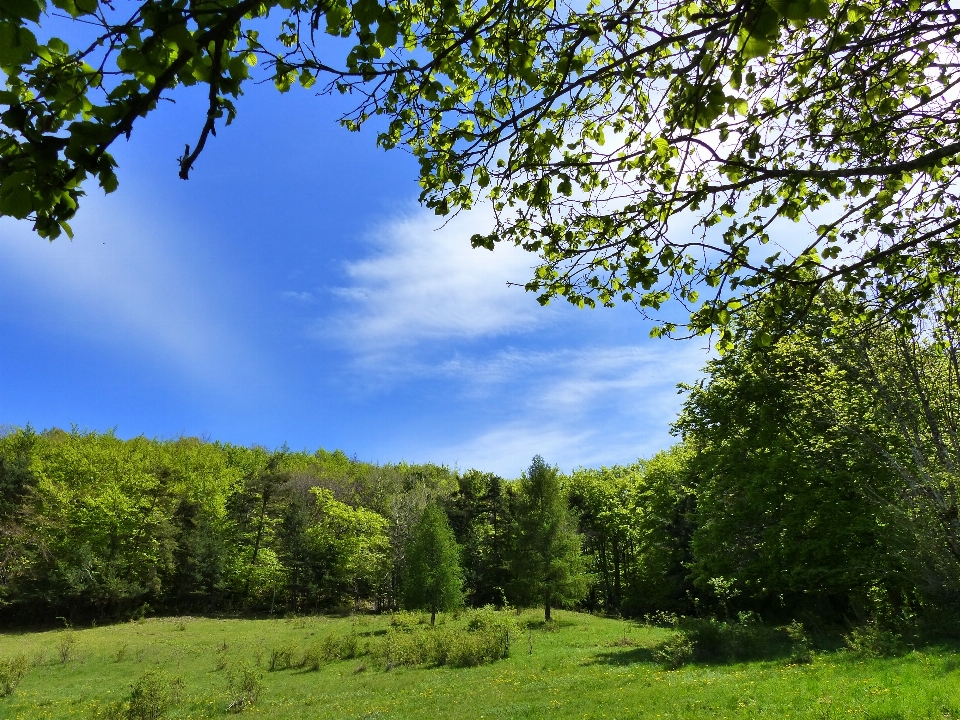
0;428;460;621
673;286;960;620
844;624;906;659
268;645;295;671
305;488;391;605
510;456;590;621
226;662;265;713
785;621;813;664
125;671;184;720
567;446;697;617
651;633;694;670
442;470;515;607
401;503;465;624
57;630;75;663
372;613;513;668
0;654;28;696
4;0;960;338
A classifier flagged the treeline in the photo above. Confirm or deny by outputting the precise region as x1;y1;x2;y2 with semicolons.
1;287;957;627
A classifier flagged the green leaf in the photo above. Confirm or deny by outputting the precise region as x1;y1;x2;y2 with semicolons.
0;22;37;68
0;177;35;219
0;0;44;23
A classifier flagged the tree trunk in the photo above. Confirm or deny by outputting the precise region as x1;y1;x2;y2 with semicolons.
544;598;551;622
430;608;437;626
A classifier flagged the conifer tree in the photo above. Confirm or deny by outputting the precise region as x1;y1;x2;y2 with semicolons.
402;504;464;625
510;456;589;621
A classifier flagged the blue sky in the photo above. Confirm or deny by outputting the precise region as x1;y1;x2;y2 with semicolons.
0;73;712;477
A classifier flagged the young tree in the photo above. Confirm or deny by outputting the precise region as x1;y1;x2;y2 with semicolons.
510;456;589;621
402;503;464;625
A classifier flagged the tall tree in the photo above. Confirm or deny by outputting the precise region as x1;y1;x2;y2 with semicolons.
675;284;960;619
306;488;391;607
401;503;464;625
510;456;589;621
443;470;514;607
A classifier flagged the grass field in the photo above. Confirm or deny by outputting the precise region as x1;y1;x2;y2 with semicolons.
1;610;959;719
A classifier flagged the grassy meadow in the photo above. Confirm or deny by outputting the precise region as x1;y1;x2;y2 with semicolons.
1;611;960;719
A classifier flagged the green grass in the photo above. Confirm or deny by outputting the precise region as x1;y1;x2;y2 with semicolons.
1;610;959;719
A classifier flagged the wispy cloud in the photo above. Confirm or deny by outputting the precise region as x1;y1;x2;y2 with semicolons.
0;196;259;391
321;207;543;351
425;342;709;476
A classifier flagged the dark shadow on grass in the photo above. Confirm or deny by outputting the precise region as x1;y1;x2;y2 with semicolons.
588;646;656;666
356;629;387;637
524;618;578;631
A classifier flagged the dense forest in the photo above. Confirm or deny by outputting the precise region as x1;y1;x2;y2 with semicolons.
1;289;957;630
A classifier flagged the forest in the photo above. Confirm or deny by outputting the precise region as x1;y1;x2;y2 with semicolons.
1;287;957;634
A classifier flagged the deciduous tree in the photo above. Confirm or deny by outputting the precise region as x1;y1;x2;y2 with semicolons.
4;0;960;337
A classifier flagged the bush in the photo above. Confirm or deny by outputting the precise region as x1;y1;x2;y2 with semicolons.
652;633;694;669
57;631;76;664
652;617;784;668
268;645;294;671
93;672;184;720
318;633;365;661
786;621;813;664
226;663;264;713
375;627;432;668
372;614;513;669
644;610;681;628
300;645;322;672
388;611;430;630
0;655;29;696
214;642;228;671
844;624;904;658
126;671;183;720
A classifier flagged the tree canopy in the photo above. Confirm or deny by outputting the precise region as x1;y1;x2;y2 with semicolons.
3;0;959;338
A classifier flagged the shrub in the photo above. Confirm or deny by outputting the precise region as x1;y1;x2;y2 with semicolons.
300;645;322;671
644;611;680;628
388;611;429;630
653;617;783;668
786;621;813;664
268;645;294;671
372;616;512;670
57;631;76;664
441;627;511;667
652;633;694;669
315;633;366;662
126;671;183;720
215;642;228;671
0;655;29;696
226;663;265;713
682;617;775;662
465;606;518;637
844;624;904;658
374;627;431;668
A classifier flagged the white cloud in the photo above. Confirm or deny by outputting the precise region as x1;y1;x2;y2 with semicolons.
322;206;543;350
0;196;258;391
429;342;709;475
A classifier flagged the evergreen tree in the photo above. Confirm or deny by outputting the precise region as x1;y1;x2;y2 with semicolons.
402;504;464;625
510;456;589;622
